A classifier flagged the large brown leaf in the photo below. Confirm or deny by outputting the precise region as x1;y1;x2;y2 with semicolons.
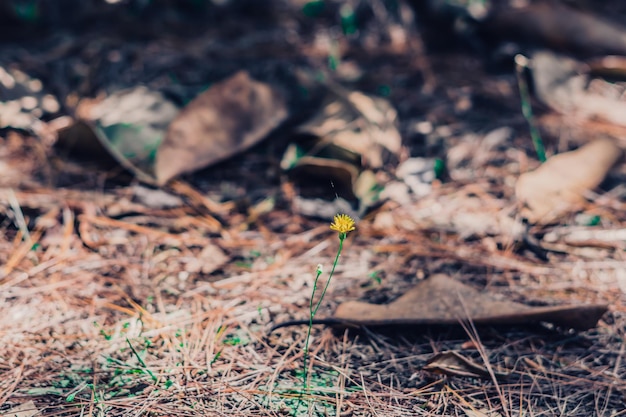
155;71;288;185
331;274;607;331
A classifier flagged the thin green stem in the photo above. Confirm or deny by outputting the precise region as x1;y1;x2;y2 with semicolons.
313;236;344;317
302;234;345;396
515;54;546;163
302;269;322;394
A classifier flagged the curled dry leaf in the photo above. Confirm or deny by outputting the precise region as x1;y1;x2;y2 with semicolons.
59;86;179;184
332;274;607;331
423;351;510;381
156;71;288;185
531;51;626;126
289;88;402;167
515;137;622;224
282;87;402;214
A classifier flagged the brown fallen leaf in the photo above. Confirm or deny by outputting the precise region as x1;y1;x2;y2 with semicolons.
482;2;626;58
0;400;40;417
531;51;626;127
271;274;607;332
282;86;402;214
295;88;402;169
331;274;607;331
588;55;626;79
59;87;180;184
423;351;509;380
156;71;288;185
515;137;622;224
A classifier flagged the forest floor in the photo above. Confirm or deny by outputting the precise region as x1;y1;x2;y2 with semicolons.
1;1;625;416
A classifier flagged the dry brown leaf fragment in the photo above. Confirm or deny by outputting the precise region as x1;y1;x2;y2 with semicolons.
61;87;179;184
423;351;509;380
531;51;626;126
283;87;402;215
156;71;288;185
0;400;40;417
332;274;607;331
483;3;626;57
515;137;622;224
295;89;402;169
198;244;229;275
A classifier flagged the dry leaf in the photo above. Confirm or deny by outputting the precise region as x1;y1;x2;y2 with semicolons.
483;2;626;57
156;71;288;185
282;87;401;214
544;227;626;249
588;55;626;79
532;51;626;126
198;244;229;275
0;400;40;417
515;137;622;223
423;351;509;380
332;274;607;330
296;89;401;168
292;196;357;221
408;194;516;239
395;157;438;198
58;87;179;183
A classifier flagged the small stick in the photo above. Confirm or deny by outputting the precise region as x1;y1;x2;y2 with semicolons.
268;318;352;334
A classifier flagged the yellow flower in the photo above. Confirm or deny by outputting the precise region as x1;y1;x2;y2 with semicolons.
329;214;356;235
